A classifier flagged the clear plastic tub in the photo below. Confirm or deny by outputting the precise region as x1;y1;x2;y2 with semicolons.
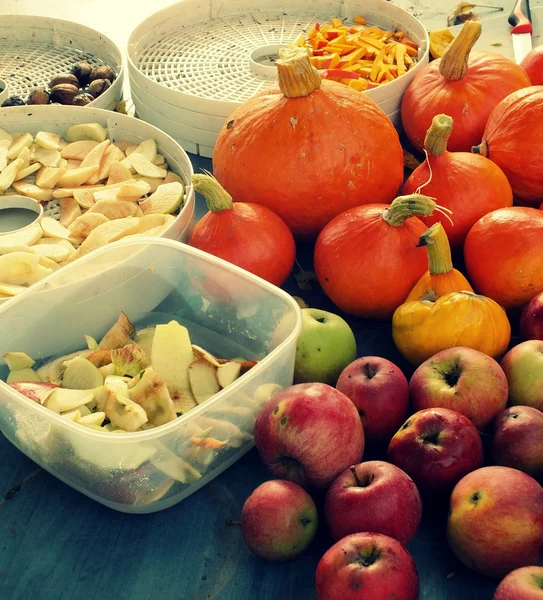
0;237;302;513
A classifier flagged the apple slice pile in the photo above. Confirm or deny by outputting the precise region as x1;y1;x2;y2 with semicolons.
0;123;186;298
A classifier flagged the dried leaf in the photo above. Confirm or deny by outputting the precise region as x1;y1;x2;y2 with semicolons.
447;2;478;26
403;149;422;171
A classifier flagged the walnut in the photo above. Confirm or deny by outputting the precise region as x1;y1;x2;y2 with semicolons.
50;83;80;105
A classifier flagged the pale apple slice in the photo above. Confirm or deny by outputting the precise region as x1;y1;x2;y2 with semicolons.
35;131;61;151
6;367;42;383
99;180;151;201
99;311;135;350
216;361;242;389
65;123;107;143
162;171;183;185
12;180;55;201
111;343;150;377
0;223;43;249
36;349;92;383
40;217;71;239
9;381;58;404
0;158;24;191
253;383;283;406
207;406;254;430
65;159;82;170
139;182;184;215
68;213;110;239
33;147;61;167
72;188;96;210
133;139;157;163
61;140;99;160
35;166;67;189
7;133;33;160
61;409;81;421
87;199;143;220
80;139;110;185
84;335;98;351
88;348;112;367
77;411;106;427
151;320;197;414
106;160;133;185
45;387;94;413
195;416;252;447
127;153;168;179
58;158;68;169
0;139;11;171
62;356;104;389
69;217;142;259
57;165;99;188
102;379;148;432
3;351;36;371
0;252;53;286
0;283;27;296
31;239;71;262
0;129;13;143
188;359;220;404
127;214;174;236
124;145;138;157
0;244;36;255
59;197;82;227
99;363;115;378
154;154;165;166
17;146;31;169
54;185;96;199
151;445;202;483
97;143;125;182
14;162;42;181
135;175;163;193
192;344;221;368
37;255;60;271
128;367;176;426
133;327;155;358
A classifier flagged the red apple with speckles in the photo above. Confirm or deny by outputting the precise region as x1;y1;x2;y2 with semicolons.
447;466;543;578
241;480;318;562
520;292;543;341
324;461;422;545
493;566;543;599
315;532;420;600
336;356;409;445
492;406;543;480
254;383;365;489
387;407;484;492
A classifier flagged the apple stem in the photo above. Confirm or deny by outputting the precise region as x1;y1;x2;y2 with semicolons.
350;465;363;487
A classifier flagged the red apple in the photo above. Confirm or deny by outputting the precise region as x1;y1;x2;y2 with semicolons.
447;466;543;578
409;346;508;430
387;407;484;492
254;383;364;488
493;566;543;599
8;381;59;404
336;356;409;445
520;292;543;341
315;532;420;600
241;479;318;562
501;340;543;411
521;46;543;85
324;461;422;545
492;406;543;480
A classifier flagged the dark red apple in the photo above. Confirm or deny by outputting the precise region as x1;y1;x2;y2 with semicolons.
324;461;422;545
492;406;543;480
520;292;543;341
254;383;365;488
241;479;318;562
493;566;543;599
315;532;420;600
521;46;543;85
336;356;409;445
387;407;484;492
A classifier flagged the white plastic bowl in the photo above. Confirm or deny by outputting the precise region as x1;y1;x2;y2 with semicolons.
0;237;302;513
127;0;429;156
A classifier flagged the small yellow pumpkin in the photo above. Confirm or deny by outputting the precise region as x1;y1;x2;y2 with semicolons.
405;222;473;302
392;290;511;366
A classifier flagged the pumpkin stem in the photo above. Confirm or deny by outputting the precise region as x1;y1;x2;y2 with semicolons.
276;46;322;98
417;223;453;275
192;172;233;212
439;21;482;81
424;114;453;157
472;141;488;157
381;194;436;227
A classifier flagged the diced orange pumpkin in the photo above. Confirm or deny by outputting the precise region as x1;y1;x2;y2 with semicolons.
294;34;306;47
354;16;367;25
331;17;343;28
307;23;321;39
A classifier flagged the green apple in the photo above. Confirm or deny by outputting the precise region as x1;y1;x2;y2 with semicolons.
294;308;357;385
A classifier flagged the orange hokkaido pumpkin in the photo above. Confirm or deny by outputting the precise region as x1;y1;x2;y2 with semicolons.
213;46;404;239
521;45;543;85
402;114;513;250
401;22;530;153
464;207;543;310
314;194;439;320
472;86;543;206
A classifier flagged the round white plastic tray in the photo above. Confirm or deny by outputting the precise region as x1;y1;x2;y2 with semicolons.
0;77;8;105
0;15;123;110
128;0;429;157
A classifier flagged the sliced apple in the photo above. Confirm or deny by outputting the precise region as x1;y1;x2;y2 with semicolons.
62;356;104;389
61;140;100;160
58;197;82;227
127;153;167;178
0;139;11;171
87;348;112;367
96;144;125;182
7;133;33;160
0;128;13;143
12;180;55;201
139;182;184;215
106;160;133;185
191;345;220;367
14;162;42;181
68;213;109;239
163;171;183;185
17;146;31;169
35;131;61;150
0;158;24;191
65;123;107;143
40;217;71;239
8;381;58;404
216;361;242;389
94;180;150;202
72;188;96;210
87;198;142;220
128;367;176;426
154;154;166;166
45;387;94;413
65;159;82;170
3;351;35;371
99;311;135;350
188;359;220;404
35;166;67;189
111;343;150;377
31;239;71;262
151;445;202;483
77;411;106;427
133;139;157;163
69;217;141;259
102;379;148;432
0;252;53;286
0;223;43;249
57;165;99;188
133;327;155;359
61;409;82;421
99;363;115;378
0;283;27;296
195;416;251;448
151;320;197;414
33;146;61;167
79;139;110;184
6;367;42;383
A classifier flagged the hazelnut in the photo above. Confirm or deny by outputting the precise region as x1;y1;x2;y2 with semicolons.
87;78;112;98
72;93;94;106
50;83;80;105
27;87;50;105
89;65;115;83
70;62;93;87
1;96;25;107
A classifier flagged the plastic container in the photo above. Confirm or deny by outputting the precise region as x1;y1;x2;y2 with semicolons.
127;0;429;157
0;237;302;513
0;15;123;110
0;77;8;106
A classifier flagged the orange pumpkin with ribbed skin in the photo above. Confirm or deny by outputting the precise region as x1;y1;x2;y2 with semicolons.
402;114;513;251
521;45;543;85
472;87;543;206
213;47;404;239
314;194;437;320
401;22;530;154
464;207;543;310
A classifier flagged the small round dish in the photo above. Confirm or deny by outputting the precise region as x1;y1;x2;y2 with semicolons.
0;195;44;235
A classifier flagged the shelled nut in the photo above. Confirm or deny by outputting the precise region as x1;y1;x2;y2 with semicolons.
89;65;115;83
49;74;80;89
87;78;112;98
50;83;80;105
